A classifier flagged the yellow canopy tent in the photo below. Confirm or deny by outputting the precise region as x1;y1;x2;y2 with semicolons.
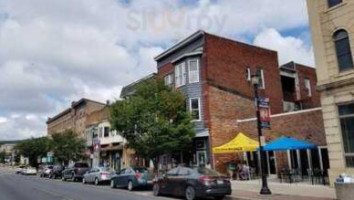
213;132;259;153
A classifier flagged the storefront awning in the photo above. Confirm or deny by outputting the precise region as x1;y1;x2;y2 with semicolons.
263;136;317;151
213;132;259;154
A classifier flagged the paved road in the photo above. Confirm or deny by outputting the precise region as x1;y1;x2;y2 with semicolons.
0;167;172;200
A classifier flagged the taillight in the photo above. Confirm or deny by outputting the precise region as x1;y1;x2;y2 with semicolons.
135;173;141;179
199;176;215;186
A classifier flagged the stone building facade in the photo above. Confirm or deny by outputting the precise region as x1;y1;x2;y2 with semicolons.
46;98;106;136
307;0;354;184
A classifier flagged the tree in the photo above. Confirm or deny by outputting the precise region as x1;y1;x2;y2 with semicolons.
14;137;51;167
0;150;6;163
110;78;195;169
51;130;87;165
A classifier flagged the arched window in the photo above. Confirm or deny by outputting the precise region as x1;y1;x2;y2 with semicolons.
334;30;354;71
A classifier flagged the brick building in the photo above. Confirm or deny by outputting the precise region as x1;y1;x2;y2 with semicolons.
154;30;327;175
307;0;354;184
46;98;106;136
85;106;135;171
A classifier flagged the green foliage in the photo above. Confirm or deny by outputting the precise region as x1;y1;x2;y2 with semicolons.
14;137;51;167
110;78;195;168
0;150;6;163
51;130;87;165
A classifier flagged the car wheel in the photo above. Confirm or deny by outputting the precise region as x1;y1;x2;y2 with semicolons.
127;181;133;191
62;175;66;181
110;180;116;188
82;178;86;184
153;183;160;196
185;186;196;200
94;178;99;186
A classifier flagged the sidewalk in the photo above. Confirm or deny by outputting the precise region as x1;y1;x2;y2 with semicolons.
230;179;335;200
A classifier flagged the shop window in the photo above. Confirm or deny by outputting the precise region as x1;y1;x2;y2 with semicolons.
339;103;354;167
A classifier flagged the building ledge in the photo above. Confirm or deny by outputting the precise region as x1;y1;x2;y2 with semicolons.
236;107;322;123
317;77;354;92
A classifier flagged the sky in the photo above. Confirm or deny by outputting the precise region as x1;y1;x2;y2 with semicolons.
0;0;314;140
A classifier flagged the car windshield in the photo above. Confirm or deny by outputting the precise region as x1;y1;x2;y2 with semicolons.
133;168;147;173
99;167;110;172
196;168;222;176
74;163;88;168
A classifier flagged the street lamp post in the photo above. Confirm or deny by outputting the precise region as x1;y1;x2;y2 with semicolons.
251;73;272;195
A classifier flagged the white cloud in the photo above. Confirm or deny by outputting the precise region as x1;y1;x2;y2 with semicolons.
0;117;8;125
0;0;312;140
253;28;314;66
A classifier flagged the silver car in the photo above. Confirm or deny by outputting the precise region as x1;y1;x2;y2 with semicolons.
82;167;114;185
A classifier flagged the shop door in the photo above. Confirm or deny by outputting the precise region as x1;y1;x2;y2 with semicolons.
267;151;277;174
197;151;206;167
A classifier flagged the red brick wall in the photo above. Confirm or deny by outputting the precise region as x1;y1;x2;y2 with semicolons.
204;33;283;115
295;63;321;108
212;106;326;173
157;63;174;78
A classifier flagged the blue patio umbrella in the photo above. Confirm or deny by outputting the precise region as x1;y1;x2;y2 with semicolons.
263;136;317;151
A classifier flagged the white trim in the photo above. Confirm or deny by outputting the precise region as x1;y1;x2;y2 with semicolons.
171;51;202;64
190;97;201;121
188;58;200;84
236;107;322;123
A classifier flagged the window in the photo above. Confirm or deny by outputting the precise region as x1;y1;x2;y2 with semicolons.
175;62;186;87
334;30;354;71
328;0;342;8
188;59;199;83
257;69;265;89
104;127;109;137
339;104;354;167
304;79;312;97
246;68;251;82
164;74;173;86
178;167;193;176
166;168;179;176
190;98;201;121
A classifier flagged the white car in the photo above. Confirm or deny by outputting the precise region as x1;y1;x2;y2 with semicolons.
15;165;27;174
22;167;37;175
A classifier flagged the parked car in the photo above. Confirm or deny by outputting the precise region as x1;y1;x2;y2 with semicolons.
152;167;231;200
39;165;53;178
49;165;64;179
82;167;114;185
62;162;90;181
15;165;27;174
22;167;37;175
110;167;155;191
